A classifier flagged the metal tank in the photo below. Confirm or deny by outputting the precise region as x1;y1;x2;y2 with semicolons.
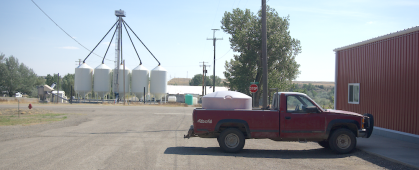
117;64;131;96
202;91;252;110
150;65;167;101
93;63;112;99
74;63;93;98
131;64;149;100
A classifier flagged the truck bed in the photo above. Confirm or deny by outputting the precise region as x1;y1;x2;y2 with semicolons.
193;108;280;139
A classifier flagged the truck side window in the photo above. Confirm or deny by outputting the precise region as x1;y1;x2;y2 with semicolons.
300;96;315;108
287;95;316;113
287;96;304;112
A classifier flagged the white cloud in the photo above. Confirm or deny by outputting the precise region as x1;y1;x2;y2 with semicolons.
58;46;79;50
366;21;375;25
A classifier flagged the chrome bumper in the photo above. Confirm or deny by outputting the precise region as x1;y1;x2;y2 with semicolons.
358;129;368;138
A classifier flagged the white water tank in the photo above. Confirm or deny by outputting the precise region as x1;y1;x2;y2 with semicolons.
74;63;93;98
150;65;167;100
168;96;176;102
117;64;131;96
202;91;252;110
131;64;149;100
94;63;112;99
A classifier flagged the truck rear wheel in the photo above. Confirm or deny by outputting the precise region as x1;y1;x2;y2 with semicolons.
329;128;356;154
218;128;245;153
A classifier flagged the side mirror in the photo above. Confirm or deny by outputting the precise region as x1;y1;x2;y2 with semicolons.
305;106;319;113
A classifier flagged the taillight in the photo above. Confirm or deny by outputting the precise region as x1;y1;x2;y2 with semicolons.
192;109;196;123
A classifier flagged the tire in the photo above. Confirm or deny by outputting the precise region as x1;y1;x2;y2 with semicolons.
318;141;330;148
329;128;356;154
363;113;374;138
217;128;245;153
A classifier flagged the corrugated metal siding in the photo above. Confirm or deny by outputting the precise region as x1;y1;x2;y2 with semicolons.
336;30;419;135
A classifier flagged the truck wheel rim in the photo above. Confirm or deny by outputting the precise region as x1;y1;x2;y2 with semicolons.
336;134;351;149
225;133;239;148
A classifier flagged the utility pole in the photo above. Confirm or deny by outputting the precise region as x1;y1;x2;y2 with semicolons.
75;59;81;66
199;62;210;96
204;65;207;95
207;29;222;92
262;0;268;109
57;73;59;104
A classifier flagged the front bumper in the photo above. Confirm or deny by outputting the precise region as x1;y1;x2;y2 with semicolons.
358;129;368;138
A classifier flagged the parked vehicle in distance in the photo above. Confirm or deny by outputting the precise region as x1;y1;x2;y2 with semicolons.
15;92;22;98
185;91;374;154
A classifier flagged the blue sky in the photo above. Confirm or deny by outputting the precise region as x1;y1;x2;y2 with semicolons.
1;0;418;82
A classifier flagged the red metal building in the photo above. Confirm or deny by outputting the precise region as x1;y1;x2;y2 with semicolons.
334;26;419;135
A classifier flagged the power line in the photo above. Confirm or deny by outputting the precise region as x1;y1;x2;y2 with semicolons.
30;0;113;62
216;48;232;61
210;0;222;32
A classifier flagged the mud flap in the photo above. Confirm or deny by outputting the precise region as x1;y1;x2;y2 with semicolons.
184;125;195;139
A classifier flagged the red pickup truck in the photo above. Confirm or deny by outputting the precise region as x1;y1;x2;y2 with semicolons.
184;92;374;154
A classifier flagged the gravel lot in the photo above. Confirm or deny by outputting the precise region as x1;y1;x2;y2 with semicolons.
0;104;414;170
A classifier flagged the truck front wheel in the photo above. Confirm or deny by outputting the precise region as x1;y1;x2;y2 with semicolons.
329;128;356;154
218;128;245;153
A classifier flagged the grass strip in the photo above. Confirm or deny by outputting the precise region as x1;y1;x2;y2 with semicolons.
0;113;67;126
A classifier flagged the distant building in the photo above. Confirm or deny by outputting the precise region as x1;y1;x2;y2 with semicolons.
334;26;419;136
166;85;229;103
167;85;228;95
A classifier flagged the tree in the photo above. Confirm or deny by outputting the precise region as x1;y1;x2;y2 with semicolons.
61;74;75;98
45;74;55;87
222;7;301;106
210;76;223;86
1;55;21;96
18;63;38;95
0;54;40;97
0;54;6;89
189;74;212;86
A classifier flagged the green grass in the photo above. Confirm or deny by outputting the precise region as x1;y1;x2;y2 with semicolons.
0;113;67;126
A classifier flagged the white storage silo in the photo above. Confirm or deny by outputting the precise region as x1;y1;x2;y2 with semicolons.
131;64;149;100
94;63;112;99
117;64;131;96
150;65;167;101
74;63;93;98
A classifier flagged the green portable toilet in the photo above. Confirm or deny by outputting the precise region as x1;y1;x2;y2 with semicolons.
185;94;193;105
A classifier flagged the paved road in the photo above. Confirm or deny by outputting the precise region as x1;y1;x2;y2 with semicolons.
0;104;413;170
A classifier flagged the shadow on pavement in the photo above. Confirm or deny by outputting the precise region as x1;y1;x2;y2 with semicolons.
164;146;416;169
164;146;349;159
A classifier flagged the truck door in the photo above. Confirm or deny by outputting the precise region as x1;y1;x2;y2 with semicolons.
280;94;326;139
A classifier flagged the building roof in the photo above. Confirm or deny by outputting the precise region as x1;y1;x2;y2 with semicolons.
43;85;54;92
334;26;419;52
167;85;229;95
